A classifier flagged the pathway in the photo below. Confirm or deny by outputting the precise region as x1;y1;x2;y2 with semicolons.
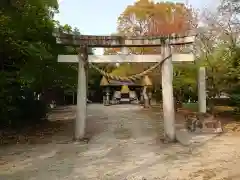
0;104;240;180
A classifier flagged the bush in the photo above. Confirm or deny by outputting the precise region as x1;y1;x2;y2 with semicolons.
229;94;240;112
153;89;162;102
211;98;232;106
9;98;48;128
0;89;48;129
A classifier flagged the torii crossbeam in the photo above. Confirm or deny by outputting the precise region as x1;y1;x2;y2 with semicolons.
58;54;194;63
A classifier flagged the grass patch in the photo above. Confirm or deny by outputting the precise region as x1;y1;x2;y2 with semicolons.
182;103;236;113
150;103;240;120
213;106;240;120
213;106;235;112
182;103;198;112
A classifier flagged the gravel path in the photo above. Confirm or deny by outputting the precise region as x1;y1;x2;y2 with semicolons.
0;104;240;180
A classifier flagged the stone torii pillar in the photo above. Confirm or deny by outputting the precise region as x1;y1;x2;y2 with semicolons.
75;47;87;140
161;45;175;141
198;67;207;113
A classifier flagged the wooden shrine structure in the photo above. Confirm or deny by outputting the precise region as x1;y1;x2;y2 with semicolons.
56;33;207;142
100;74;153;105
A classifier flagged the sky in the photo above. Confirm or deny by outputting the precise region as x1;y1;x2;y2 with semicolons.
55;0;217;54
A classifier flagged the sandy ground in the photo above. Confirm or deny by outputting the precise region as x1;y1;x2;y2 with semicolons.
0;104;240;180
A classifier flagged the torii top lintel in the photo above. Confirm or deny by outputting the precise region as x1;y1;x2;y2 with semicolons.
56;33;196;48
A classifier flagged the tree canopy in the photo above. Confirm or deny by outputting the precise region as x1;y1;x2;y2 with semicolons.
0;0;103;128
104;0;198;101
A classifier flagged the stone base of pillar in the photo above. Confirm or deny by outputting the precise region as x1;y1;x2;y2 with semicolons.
72;137;90;143
144;99;150;108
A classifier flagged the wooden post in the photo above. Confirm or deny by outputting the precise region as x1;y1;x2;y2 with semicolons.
148;90;152;106
161;46;176;141
75;48;87;140
143;86;150;108
72;91;75;105
86;62;89;101
105;87;110;106
198;67;207;113
103;93;106;105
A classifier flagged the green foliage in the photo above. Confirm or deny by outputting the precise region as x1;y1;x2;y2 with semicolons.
5;90;48;129
182;103;198;112
0;0;88;128
173;64;198;103
227;47;240;109
220;0;240;12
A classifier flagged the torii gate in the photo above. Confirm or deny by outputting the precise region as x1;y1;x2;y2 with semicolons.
56;34;207;142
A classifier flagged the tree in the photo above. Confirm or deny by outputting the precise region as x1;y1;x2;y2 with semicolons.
0;0;87;128
0;0;59;126
112;0;198;105
221;0;240;12
195;0;240;112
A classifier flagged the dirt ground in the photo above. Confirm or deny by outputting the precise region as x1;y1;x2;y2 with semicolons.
0;104;240;180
